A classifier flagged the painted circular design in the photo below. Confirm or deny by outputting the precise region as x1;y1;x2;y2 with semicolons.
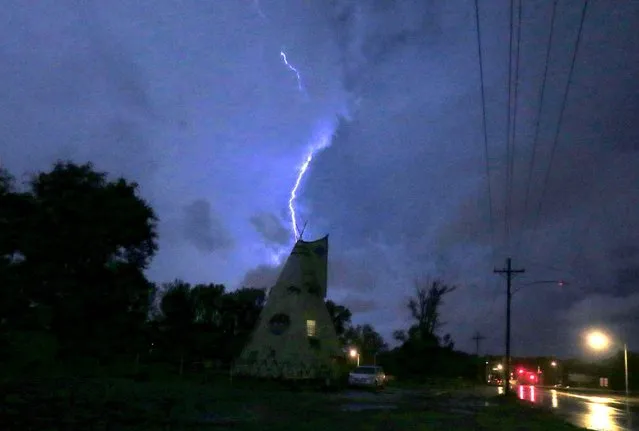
268;313;291;335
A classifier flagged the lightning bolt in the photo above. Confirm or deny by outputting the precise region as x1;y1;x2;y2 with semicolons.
278;48;334;243
288;131;332;241
280;51;304;93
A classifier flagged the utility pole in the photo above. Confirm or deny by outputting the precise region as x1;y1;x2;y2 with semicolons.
472;331;487;383
494;257;525;394
472;331;486;356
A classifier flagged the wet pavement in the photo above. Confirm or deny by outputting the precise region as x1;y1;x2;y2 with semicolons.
337;384;639;429
335;386;497;414
510;385;638;431
335;388;406;412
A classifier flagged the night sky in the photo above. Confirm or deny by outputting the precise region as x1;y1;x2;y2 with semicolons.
2;0;638;358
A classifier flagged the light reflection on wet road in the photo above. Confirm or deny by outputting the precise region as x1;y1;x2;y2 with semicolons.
510;385;638;431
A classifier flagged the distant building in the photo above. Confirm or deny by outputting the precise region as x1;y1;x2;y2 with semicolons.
233;236;343;380
567;373;597;386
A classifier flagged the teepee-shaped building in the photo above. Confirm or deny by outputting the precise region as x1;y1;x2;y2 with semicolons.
233;235;343;380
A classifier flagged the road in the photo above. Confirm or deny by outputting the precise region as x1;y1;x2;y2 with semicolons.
510;384;638;431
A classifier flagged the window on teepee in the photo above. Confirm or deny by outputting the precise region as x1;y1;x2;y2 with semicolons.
306;319;317;337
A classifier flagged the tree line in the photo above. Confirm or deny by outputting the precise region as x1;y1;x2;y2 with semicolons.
1;161;479;383
0;161;395;379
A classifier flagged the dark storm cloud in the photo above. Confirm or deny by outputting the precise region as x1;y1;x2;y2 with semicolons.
0;0;161;197
340;295;378;314
563;293;639;332
249;212;290;245
5;0;639;357
239;247;380;292
240;263;283;289
302;0;639;355
327;0;444;93
329;250;385;292
182;199;233;254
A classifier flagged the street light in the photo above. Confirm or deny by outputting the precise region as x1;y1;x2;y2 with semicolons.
587;331;610;351
585;330;629;399
512;280;570;295
549;360;559;386
349;348;360;367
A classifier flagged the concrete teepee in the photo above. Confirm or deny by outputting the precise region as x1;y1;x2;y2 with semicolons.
233;235;343;380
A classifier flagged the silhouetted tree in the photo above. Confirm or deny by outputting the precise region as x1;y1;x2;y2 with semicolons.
386;278;465;378
408;278;456;340
219;287;266;363
0;162;158;363
152;284;268;368
158;280;197;373
191;283;226;325
0;171;30;330
343;324;388;364
190;283;226;363
325;299;352;344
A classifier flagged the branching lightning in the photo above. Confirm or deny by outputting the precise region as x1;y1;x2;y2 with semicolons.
288;133;332;240
278;45;335;243
278;48;328;241
280;51;304;93
252;1;336;263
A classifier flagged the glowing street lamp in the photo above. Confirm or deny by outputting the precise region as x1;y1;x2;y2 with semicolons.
550;361;557;367
587;331;610;351
585;330;629;399
349;348;360;367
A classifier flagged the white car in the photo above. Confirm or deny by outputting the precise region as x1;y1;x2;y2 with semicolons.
348;366;386;388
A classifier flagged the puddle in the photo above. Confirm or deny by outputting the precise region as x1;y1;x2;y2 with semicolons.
341;403;398;412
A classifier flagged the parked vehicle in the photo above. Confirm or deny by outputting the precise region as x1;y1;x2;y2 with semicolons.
348;366;386;388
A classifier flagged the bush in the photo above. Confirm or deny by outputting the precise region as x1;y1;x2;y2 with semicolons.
1;331;58;377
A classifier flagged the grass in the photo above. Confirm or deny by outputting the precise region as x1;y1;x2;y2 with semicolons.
0;375;585;430
390;376;479;391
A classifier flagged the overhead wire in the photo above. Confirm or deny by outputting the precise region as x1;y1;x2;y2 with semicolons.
530;0;590;238
473;0;496;264
516;0;559;256
504;0;515;251
509;0;523;256
474;0;503;341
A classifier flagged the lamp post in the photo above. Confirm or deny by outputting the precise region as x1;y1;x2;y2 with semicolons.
586;330;629;399
550;360;558;386
349;348;360;367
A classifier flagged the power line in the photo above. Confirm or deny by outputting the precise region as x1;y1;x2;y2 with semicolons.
473;0;496;262
504;0;515;249
508;0;523;254
517;0;559;255
531;0;590;237
523;259;579;281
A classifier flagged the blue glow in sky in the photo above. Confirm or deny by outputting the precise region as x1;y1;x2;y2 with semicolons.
2;0;639;356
